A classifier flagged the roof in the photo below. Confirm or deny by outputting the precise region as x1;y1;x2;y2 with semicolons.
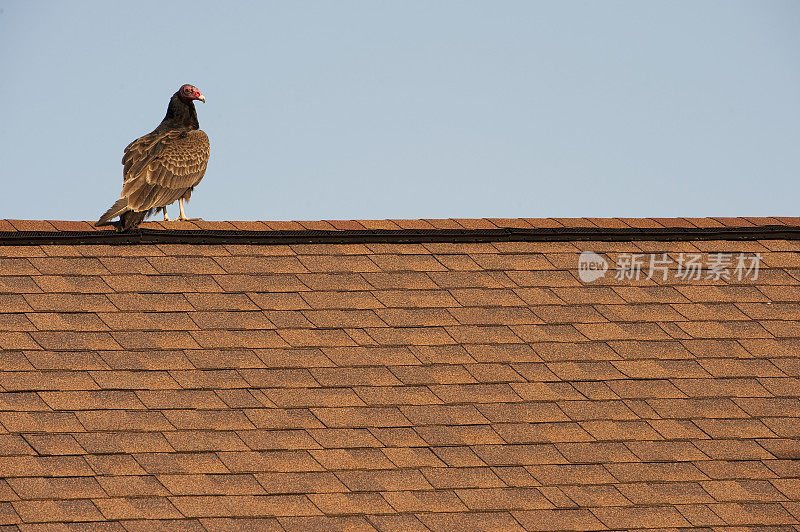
1;217;799;530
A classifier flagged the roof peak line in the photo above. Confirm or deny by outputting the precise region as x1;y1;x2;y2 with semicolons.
3;216;800;234
1;224;798;246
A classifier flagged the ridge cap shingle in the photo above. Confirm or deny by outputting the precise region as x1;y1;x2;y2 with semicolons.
2;217;798;233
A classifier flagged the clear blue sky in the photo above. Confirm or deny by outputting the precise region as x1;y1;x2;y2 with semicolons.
1;1;798;221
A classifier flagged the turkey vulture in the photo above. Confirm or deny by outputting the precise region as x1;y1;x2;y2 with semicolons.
96;84;210;230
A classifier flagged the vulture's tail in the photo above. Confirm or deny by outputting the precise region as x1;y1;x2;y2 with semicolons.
95;198;147;231
95;198;129;227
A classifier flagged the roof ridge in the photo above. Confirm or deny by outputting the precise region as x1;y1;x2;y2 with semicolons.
1;223;799;245
2;217;799;234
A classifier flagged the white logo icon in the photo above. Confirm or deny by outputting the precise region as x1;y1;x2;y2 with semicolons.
578;251;608;283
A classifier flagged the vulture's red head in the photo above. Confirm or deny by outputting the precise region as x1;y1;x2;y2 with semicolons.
178;84;205;103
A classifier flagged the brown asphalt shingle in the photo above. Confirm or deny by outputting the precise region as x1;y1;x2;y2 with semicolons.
0;217;798;529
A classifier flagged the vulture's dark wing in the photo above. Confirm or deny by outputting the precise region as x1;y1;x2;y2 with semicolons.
120;129;210;212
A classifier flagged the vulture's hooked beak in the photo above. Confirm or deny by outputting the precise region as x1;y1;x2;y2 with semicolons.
198;94;206;103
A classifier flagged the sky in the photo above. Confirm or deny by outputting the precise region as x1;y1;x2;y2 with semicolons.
1;1;798;222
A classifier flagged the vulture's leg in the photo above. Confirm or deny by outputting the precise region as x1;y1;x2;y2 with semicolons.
162;208;170;222
176;198;201;221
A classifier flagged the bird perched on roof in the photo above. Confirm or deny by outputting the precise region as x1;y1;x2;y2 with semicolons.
96;84;210;231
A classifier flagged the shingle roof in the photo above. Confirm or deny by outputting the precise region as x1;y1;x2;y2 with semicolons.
1;218;799;530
